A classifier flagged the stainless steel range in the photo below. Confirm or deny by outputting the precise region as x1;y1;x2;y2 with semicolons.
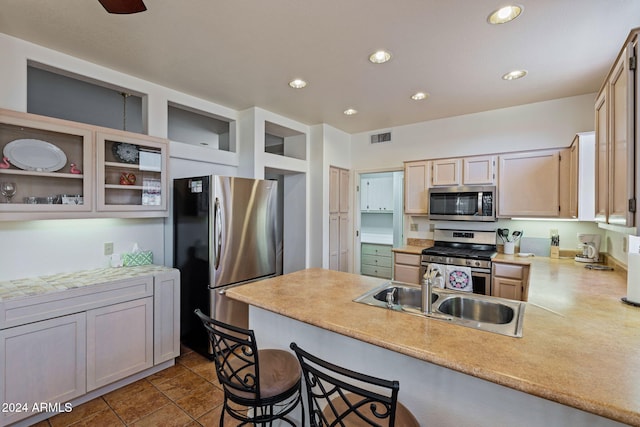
421;229;497;295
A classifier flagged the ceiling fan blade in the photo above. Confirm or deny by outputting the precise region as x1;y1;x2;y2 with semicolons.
98;0;147;14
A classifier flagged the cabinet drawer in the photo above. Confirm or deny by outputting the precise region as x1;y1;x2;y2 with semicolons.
362;244;392;257
361;265;392;279
394;264;421;284
493;263;524;280
394;253;421;266
361;255;392;268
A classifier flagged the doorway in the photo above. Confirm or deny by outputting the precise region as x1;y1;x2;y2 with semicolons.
357;170;404;278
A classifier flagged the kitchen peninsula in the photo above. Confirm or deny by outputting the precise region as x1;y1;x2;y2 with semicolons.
227;260;639;426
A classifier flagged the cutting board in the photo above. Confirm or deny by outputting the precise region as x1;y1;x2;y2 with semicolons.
519;237;551;256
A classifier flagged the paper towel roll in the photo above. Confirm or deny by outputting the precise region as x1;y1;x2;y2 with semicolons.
627;252;640;304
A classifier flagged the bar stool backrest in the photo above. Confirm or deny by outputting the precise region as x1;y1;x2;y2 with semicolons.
195;309;261;400
291;342;400;426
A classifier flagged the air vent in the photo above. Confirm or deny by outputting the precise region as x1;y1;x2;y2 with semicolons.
370;131;392;144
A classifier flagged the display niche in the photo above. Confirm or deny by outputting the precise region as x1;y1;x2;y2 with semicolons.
167;103;234;152
27;63;144;134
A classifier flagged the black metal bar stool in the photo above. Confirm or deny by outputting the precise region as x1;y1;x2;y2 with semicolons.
194;309;304;425
290;342;420;427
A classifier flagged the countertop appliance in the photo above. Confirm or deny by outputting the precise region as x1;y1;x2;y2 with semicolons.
575;233;601;263
173;175;278;358
421;228;497;295
428;185;496;222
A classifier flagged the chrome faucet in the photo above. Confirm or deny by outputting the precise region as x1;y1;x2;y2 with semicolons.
421;277;433;315
386;287;397;309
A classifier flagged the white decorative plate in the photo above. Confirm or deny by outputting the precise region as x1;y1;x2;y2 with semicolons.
112;143;139;164
3;139;67;172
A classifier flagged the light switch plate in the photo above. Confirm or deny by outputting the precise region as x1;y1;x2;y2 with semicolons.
410;223;418;231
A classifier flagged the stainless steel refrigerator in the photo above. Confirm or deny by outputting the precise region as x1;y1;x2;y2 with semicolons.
173;175;278;358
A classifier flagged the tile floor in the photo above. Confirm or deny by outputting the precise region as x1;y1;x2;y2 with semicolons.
35;345;226;427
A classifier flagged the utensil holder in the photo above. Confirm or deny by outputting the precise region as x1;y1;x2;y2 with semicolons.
504;242;515;255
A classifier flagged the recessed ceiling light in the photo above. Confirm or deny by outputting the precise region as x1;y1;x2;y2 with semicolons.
502;70;527;80
411;92;429;101
343;108;358;115
487;5;523;24
288;79;307;89
369;50;392;64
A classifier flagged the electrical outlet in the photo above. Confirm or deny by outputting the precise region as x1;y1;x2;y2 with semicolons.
104;242;114;256
410;223;418;231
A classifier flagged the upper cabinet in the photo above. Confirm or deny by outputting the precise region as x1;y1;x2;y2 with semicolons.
0;109;169;221
431;158;460;186
0;110;94;220
463;155;496;185
96;130;168;215
498;150;566;218
404;160;430;214
361;173;393;212
595;36;636;227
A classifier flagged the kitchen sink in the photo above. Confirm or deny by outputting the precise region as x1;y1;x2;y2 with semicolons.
354;281;525;337
372;286;438;309
438;296;514;324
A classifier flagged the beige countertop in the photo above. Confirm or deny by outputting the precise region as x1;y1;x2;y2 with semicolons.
0;265;175;301
227;260;640;426
391;245;425;255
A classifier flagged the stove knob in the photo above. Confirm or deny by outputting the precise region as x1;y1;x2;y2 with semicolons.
475;261;481;267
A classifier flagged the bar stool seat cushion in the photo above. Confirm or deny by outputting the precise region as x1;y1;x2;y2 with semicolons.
323;392;420;426
228;349;301;400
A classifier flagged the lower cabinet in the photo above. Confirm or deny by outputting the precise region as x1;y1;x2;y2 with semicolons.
393;252;422;284
361;243;392;279
153;270;181;364
0;268;180;426
87;298;154;391
0;313;87;426
492;262;530;301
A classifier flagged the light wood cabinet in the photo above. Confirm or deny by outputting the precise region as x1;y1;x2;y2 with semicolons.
404;160;430;214
498;150;564;217
153;270;181;364
607;45;634;226
0;268;179;426
463;155;496;185
492;262;530;301
329;167;340;213
329;166;350;272
0;313;86;426
86;298;154;391
361;243;392;279
393;252;422;284
0;109;170;220
594;31;637;227
0;109;94;220
594;89;609;222
431;158;461;186
96;130;169;215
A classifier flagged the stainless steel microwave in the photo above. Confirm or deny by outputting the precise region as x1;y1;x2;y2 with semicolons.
428;185;496;222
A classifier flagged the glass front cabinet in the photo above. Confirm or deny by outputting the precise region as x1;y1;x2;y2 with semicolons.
0;109;169;221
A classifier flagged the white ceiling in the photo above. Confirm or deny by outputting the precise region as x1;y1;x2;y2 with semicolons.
1;0;640;134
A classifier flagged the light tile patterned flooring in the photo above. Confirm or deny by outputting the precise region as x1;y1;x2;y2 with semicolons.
35;345;226;427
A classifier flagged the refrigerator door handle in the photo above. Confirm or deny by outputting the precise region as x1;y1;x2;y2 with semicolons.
214;197;222;270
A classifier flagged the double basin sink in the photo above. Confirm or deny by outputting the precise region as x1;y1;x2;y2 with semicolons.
354;281;525;337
